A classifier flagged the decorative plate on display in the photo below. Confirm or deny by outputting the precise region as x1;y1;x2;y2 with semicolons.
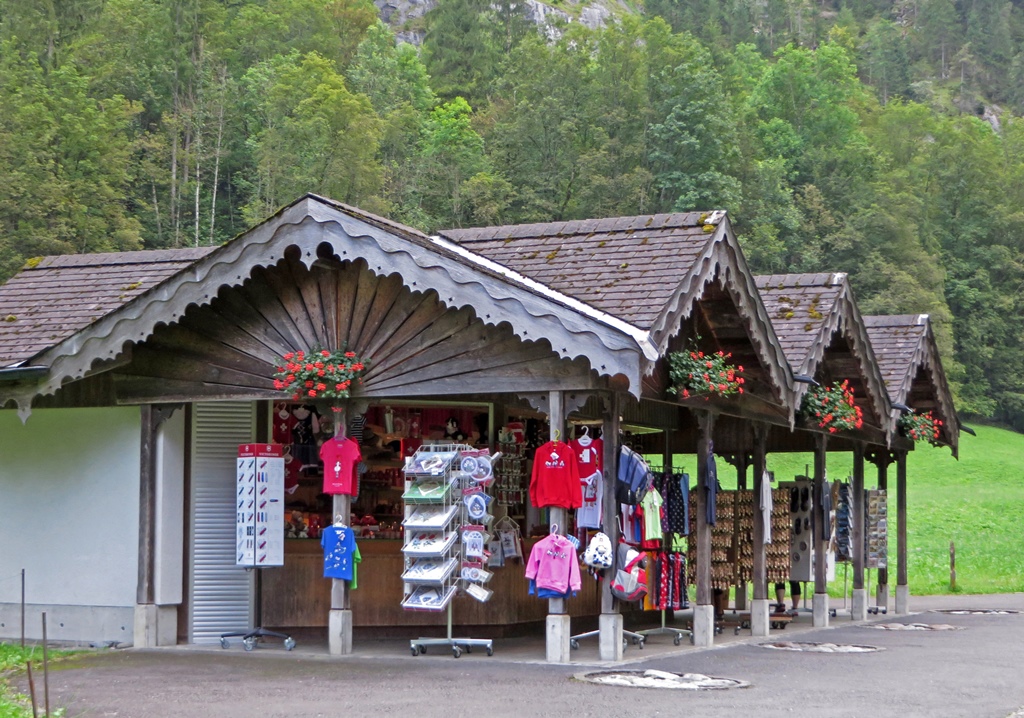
460;456;479;475
465;493;489;522
471;456;493;482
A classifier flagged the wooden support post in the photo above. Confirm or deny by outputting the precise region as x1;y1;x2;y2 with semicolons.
329;406;353;655
751;425;768;602
852;443;865;591
548;390;566;616
813;435;828;593
137;405;157;608
546;391;572;663
598;392;623;661
877;454;889;606
851;443;867;620
600;393;621;615
896;449;909;613
695;411;715;607
693;411;716;646
812;434;829;626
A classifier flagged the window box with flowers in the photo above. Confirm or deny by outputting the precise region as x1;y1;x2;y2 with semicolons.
898;411;943;445
273;348;368;411
667;342;745;400
800;380;864;433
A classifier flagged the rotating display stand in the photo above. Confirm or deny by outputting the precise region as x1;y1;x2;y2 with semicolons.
402;443;499;658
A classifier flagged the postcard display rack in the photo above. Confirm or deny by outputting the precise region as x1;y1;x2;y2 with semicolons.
222;444;295;651
402;444;500;658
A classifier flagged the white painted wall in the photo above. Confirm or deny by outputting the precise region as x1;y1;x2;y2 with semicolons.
0;407;141;640
154;409;185;606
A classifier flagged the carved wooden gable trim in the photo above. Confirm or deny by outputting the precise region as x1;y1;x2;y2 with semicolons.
113;254;598;403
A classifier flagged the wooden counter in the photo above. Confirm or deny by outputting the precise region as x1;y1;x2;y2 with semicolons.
260;538;605;630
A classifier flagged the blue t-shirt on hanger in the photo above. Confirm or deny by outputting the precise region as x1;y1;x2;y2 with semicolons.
322;525;359;582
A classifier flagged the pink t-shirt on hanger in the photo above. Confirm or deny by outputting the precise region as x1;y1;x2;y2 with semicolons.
320;437;362;495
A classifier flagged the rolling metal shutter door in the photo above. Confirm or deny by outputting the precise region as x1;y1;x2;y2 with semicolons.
190;402;255;643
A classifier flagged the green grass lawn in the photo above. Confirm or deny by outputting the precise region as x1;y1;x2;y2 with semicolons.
663;424;1024;596
0;644;72;718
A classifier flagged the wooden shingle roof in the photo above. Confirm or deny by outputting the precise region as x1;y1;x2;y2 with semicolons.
864;315;928;396
0;248;215;367
755;272;892;436
755;273;844;376
439;213;717;330
864;314;958;453
0;195;658;413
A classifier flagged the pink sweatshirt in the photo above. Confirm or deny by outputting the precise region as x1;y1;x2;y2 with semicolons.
525;534;582;594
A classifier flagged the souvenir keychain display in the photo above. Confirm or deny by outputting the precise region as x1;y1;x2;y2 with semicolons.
402;443;502;658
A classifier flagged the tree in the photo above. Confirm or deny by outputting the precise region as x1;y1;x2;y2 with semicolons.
0;42;142;280
239;51;383;223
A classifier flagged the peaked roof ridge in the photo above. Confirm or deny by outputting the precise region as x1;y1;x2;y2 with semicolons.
24;247;217;270
440;210;725;243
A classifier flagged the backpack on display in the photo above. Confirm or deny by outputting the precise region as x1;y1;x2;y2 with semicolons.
616;446;651;506
582;532;613;569
609;542;647;602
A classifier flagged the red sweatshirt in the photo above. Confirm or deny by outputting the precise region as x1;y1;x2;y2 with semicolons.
530;441;582;509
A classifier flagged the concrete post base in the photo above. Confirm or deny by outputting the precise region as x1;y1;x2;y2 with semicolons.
895;584;910;614
692;604;715;647
750;598;771;637
546;614;572;663
876;583;889;610
852;588;868;621
735;584;748;612
812;592;830;628
599;613;624;661
133;604;177;647
328;609;353;656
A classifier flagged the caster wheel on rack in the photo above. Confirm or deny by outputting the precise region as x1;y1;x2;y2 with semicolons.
570;639;580;650
637;639;644;650
734;627;741;635
220;638;229;649
243;638;256;652
284;637;296;651
673;635;682;646
465;645;472;654
452;646;462;658
411;645;419;656
486;646;493;656
689;635;695;645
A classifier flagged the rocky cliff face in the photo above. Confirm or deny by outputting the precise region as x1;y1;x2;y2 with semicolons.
375;0;620;45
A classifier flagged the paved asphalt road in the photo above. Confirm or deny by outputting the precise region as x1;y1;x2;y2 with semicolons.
26;593;1024;718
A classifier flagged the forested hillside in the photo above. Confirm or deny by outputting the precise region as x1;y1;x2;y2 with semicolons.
1;0;1023;428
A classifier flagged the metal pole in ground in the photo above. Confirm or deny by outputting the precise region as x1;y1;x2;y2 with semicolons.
26;660;38;718
21;568;25;648
41;612;50;718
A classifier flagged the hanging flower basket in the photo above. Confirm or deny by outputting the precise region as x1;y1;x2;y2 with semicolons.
273;348;368;409
898;411;943;445
667;342;745;400
800;380;863;433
